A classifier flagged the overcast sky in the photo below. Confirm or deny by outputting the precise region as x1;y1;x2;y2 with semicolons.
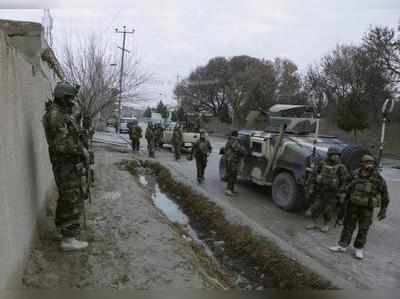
1;0;399;108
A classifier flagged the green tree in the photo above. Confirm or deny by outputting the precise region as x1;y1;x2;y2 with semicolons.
156;100;169;119
170;110;178;122
143;106;152;118
336;95;369;141
177;106;186;122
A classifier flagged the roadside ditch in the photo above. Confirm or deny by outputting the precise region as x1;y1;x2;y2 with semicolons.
124;158;337;290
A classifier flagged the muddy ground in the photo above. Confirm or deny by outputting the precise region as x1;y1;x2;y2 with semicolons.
22;144;227;289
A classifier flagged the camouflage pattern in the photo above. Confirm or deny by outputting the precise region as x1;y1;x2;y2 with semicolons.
307;157;349;224
155;125;164;149
43;85;87;238
145;124;155;157
224;135;246;192
338;168;389;249
192;137;212;180
129;126;142;152
172;126;183;160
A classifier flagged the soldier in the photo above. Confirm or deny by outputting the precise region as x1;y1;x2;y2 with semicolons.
42;81;89;251
135;125;143;152
224;131;246;196
305;147;349;232
329;154;390;259
156;124;164;149
172;124;183;160
129;124;142;152
191;129;212;183
145;122;155;158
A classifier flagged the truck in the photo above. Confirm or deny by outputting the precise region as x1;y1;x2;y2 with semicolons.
218;105;370;211
161;122;208;152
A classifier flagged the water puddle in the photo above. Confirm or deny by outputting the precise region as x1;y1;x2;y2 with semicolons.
151;184;214;258
152;184;189;225
138;175;148;186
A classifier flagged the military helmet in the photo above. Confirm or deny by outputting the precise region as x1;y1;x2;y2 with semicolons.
361;154;375;163
327;147;341;156
54;81;79;99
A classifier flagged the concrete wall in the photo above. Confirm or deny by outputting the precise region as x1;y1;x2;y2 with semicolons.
0;20;62;289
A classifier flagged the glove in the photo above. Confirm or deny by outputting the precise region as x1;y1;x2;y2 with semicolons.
377;209;386;221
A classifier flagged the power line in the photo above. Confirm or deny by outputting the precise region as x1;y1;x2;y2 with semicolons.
115;25;135;135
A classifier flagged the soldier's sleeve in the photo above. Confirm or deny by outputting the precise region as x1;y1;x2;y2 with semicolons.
377;174;390;209
339;164;350;192
48;111;81;155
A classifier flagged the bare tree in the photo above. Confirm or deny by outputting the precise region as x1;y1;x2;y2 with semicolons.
61;33;149;122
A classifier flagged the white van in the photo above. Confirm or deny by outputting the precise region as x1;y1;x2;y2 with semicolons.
119;117;138;134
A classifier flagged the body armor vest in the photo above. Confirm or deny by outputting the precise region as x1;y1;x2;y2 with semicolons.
350;178;381;208
316;162;340;189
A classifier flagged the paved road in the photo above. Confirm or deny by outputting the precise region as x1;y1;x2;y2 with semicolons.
96;128;400;288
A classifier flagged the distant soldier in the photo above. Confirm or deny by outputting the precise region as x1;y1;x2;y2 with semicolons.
306;147;349;232
172;124;183;160
145;123;155;158
330;154;390;260
129;124;142;152
191;129;212;183
154;124;164;149
42;81;89;251
224;131;246;196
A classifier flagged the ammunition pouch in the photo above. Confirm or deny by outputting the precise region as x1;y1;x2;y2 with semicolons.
350;181;381;208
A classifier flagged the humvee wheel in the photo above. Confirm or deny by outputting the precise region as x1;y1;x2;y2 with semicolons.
219;157;226;181
272;172;301;211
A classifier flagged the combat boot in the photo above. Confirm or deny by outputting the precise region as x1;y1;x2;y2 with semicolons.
329;245;347;253
320;224;330;233
305;208;312;217
354;248;364;260
306;220;318;230
61;238;89;251
225;189;233;196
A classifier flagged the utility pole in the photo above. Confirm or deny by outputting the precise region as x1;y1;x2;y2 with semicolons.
115;25;135;135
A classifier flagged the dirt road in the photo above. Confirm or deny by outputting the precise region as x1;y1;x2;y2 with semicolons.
114;128;400;288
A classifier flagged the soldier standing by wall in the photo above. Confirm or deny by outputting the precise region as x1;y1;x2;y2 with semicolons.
145;123;155;158
42;81;89;251
190;129;212;183
224;131;246;196
305;147;349;232
172;124;183;160
128;123;141;152
329;154;390;259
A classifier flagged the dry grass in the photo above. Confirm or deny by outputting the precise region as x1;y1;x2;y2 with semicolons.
128;159;336;289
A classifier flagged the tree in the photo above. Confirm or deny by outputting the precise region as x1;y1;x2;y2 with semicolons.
170;110;178;122
156;100;169;119
336;95;369;141
363;25;400;83
219;103;231;123
273;58;302;104
177;106;186;122
143;107;152;118
62;33;149;124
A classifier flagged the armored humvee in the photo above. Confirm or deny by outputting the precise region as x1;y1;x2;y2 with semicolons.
219;105;370;211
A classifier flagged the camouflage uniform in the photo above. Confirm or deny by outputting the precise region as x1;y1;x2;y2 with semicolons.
338;168;389;249
82;113;95;184
224;134;246;193
191;133;212;183
172;126;183;160
308;156;349;225
155;125;164;149
145;124;155;157
43;82;87;239
129;125;142;152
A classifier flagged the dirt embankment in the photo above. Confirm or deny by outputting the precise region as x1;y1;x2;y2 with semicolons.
127;158;336;290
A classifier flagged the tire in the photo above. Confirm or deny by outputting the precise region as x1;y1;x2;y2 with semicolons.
340;145;371;172
272;172;302;211
219;157;226;181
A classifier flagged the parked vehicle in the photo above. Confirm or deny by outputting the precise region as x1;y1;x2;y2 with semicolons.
161;122;208;152
118;117;138;134
219;105;369;211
